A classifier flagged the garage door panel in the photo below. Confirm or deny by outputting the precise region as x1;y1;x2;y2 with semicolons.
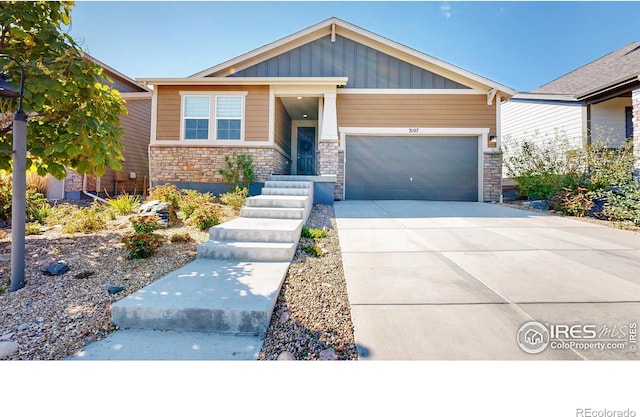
345;136;478;201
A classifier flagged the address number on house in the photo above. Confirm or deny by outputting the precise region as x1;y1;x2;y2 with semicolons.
408;128;420;133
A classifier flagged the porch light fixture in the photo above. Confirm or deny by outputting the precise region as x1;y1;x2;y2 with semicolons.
489;135;497;148
296;96;302;100
0;53;27;292
302;114;308;118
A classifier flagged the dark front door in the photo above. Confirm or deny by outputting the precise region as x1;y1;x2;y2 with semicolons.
297;126;316;175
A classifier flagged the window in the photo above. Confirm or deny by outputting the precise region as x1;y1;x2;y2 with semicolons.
625;106;633;139
183;96;210;140
181;93;245;141
215;96;243;140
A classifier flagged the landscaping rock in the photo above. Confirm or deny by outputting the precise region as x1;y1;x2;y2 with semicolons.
105;284;125;295
0;332;14;341
139;200;171;227
277;351;296;360
0;341;19;359
74;271;95;280
319;348;338;360
42;262;70;276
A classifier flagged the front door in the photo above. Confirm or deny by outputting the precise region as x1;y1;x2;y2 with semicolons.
296;126;316;175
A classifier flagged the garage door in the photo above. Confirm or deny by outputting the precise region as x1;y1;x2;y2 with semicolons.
345;136;479;201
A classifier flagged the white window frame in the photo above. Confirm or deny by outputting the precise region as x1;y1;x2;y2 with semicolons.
179;91;248;143
214;95;244;141
181;95;211;141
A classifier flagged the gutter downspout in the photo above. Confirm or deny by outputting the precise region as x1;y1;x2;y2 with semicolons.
82;174;108;204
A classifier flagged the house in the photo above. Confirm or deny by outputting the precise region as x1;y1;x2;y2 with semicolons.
138;17;515;203
501;42;640;178
46;55;152;200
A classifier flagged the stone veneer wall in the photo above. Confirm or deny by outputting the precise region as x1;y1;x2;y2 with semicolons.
633;89;640;181
149;146;287;185
272;147;291;176
64;168;97;193
483;151;502;202
336;150;345;200
318;141;340;200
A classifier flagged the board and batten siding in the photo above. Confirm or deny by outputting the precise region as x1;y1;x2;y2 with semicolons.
274;97;292;158
102;98;152;194
336;94;496;134
155;85;269;141
590;97;633;147
501;99;585;148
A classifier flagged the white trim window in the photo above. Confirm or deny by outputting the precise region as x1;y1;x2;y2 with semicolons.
183;96;210;140
215;96;243;140
180;92;246;142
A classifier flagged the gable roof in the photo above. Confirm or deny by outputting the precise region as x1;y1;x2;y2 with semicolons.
532;41;640;97
189;17;515;96
84;54;150;94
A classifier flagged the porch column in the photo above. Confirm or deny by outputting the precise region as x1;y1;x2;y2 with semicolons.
318;92;339;177
633;88;640;182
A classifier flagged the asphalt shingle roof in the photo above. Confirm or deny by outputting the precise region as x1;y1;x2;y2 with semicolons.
532;42;640;96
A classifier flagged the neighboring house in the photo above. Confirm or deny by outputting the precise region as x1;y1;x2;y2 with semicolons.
502;42;640;176
47;55;152;200
138;17;515;203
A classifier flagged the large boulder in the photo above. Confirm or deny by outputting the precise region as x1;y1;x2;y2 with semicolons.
139;200;178;227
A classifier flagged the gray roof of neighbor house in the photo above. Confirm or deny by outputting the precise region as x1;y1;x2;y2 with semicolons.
532;41;640;96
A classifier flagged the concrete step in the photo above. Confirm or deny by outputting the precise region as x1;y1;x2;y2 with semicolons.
209;217;303;243
262;187;311;196
240;206;306;219
69;330;263;360
269;175;318;182
264;180;312;189
110;259;290;335
197;240;296;261
245;195;310;209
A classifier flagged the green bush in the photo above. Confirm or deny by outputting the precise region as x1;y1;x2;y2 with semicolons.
219;153;255;191
301;226;327;240
0;173;12;220
219;186;248;211
25;222;42;235
590;184;640;226
179;189;216;220
122;232;164;259
186;202;221;231
106;193;141;215
46;203;79;226
130;215;161;234
301;243;323;257
147;183;181;210
56;206;106;234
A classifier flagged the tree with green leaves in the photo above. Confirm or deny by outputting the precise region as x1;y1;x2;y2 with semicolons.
0;1;127;179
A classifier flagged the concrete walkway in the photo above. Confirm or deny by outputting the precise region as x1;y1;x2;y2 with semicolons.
334;200;640;360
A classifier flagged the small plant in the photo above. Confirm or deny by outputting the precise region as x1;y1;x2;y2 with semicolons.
591;184;640;227
301;226;327;241
219;153;255;191
219;186;248;211
556;187;593;217
170;232;194;243
179;189;216;220
26;172;50;195
25;222;42;235
45;203;79;226
121;232;164;259
301;243;323;257
186;202;221;231
27;201;52;224
106;193;141;215
147;183;181;210
130;215;161;234
60;206;106;234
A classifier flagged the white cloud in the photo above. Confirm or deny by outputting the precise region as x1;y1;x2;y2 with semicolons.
440;2;452;19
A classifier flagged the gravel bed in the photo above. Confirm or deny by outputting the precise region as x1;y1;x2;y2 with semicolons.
0;203;358;360
258;204;358;360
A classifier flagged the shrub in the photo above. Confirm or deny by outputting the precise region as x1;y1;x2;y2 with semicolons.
301;243;323;257
26;172;50;195
170;232;194;243
179;189;216;220
122;232;164;259
219;186;248;211
219;153;255;191
590;184;640;226
25;222;42;235
60;206;106;234
301;226;327;240
130;215;161;234
27;199;52;224
147;183;181;210
556;187;593;217
106;193;141;215
186;202;221;231
583;140;636;191
0;173;11;220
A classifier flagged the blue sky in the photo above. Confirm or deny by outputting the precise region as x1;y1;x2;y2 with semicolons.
69;1;640;92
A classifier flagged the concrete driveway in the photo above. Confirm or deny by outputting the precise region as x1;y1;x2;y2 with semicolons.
334;200;640;360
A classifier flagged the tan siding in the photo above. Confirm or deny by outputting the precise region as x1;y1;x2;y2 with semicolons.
102;98;152;194
337;94;496;134
156;85;269;141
